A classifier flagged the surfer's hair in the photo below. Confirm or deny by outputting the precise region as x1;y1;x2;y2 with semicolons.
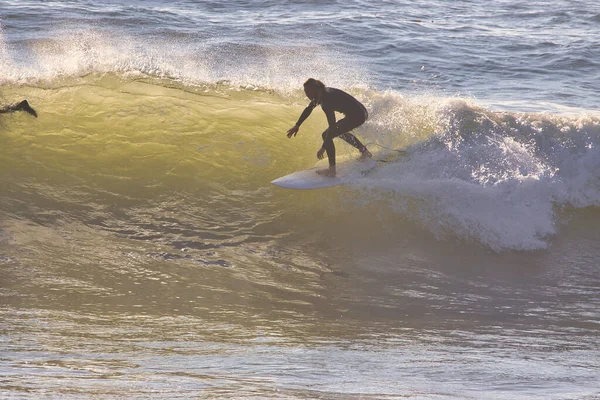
304;78;325;90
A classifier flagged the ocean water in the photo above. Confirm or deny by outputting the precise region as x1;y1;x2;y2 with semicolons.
1;1;600;399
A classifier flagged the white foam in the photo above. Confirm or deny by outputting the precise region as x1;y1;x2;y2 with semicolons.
352;99;600;251
0;23;368;95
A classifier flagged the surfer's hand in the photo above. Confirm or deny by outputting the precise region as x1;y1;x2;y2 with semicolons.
287;125;299;138
317;147;326;160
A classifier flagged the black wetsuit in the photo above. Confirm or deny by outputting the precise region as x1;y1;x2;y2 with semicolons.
295;87;368;166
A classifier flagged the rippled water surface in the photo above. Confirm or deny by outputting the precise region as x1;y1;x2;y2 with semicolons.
1;1;600;398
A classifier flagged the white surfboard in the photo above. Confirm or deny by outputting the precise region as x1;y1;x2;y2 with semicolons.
271;158;379;190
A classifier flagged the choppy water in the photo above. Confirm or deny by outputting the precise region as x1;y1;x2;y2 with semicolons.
1;1;600;399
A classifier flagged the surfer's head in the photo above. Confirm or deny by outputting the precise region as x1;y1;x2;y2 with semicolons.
303;78;325;101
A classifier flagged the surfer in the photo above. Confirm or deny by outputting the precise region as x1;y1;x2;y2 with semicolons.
286;78;371;177
0;100;38;118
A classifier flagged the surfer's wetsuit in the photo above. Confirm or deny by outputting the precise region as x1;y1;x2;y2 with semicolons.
295;87;368;166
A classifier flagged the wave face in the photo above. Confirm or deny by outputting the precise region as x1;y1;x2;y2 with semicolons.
2;71;600;252
2;25;599;253
2;3;600;399
1;23;599;253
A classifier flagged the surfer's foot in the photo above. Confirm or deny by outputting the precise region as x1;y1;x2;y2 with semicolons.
316;166;336;177
15;100;37;118
359;147;372;161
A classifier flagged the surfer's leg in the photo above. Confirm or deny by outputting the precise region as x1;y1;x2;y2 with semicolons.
316;128;337;177
339;132;367;151
335;118;371;158
321;128;336;167
341;132;371;159
318;117;369;177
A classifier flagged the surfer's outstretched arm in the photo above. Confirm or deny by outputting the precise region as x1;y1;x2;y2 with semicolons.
287;100;317;138
0;100;38;117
